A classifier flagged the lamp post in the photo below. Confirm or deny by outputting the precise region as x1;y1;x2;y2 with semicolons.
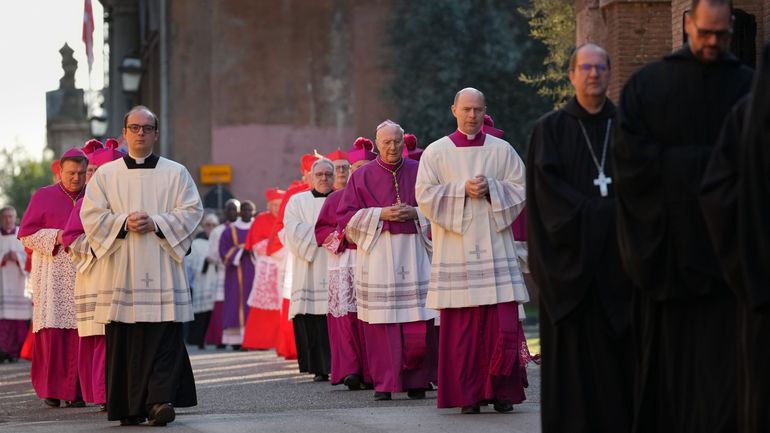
89;111;108;139
120;55;143;107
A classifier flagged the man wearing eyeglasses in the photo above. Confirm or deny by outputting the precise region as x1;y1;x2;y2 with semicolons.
613;0;753;431
81;105;204;426
283;158;335;382
527;43;634;433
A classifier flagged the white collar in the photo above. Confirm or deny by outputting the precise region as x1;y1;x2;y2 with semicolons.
233;218;252;230
128;150;153;164
457;129;479;140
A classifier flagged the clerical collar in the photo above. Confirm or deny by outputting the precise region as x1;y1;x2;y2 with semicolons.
449;129;486;147
233;218;252;230
564;96;615;120
123;153;159;169
57;182;83;205
311;189;333;198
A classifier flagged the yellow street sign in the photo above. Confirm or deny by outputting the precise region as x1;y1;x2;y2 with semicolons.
200;164;232;185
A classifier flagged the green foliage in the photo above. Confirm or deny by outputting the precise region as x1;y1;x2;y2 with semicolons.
387;0;551;153
518;0;576;108
0;147;54;220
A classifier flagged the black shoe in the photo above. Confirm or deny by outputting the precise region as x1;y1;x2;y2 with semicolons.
43;398;61;408
312;374;329;382
147;403;175;426
120;417;146;426
374;391;392;401
361;382;373;390
216;344;226;350
197;344;205;350
407;389;426;399
99;404;107;412
343;374;362;390
64;400;86;408
493;400;514;413
461;405;481;414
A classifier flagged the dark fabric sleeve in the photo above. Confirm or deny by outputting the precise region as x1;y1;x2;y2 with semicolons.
613;73;668;296
700;98;749;299
738;52;770;309
527;116;613;324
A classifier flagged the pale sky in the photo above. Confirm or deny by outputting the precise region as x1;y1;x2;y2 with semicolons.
0;0;105;160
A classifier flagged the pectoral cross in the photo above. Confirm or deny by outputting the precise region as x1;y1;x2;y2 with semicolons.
396;266;409;281
141;272;154;288
593;172;612;197
469;245;487;260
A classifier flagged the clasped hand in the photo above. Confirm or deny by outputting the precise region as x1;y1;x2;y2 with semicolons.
465;175;489;199
127;211;155;233
380;204;418;222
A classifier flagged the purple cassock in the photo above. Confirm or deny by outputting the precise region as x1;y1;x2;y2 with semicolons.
435;130;527;409
219;222;255;333
61;198;107;404
337;156;438;393
19;182;83;401
314;189;371;387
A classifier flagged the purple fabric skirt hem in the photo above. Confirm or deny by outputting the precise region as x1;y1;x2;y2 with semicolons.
78;335;106;404
437;303;526;408
30;328;80;401
328;312;371;385
361;320;437;393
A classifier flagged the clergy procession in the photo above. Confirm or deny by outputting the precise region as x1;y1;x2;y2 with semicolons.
2;0;770;430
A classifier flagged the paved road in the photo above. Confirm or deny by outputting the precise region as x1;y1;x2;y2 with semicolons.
0;347;541;432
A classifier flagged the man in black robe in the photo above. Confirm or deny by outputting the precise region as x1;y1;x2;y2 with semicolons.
528;43;633;433
700;43;770;433
613;0;753;430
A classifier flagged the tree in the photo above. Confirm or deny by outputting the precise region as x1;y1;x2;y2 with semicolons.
387;0;551;153
518;0;576;108
0;147;54;220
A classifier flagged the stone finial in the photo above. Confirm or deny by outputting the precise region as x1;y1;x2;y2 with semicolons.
59;43;78;89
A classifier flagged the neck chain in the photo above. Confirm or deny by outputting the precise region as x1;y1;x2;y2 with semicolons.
58;182;83;206
375;156;405;205
577;118;613;197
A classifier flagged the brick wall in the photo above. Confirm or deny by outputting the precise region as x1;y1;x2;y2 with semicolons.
600;0;673;100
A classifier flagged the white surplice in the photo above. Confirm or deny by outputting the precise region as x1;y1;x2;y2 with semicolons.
0;228;30;320
416;134;529;309
81;157;204;324
282;191;328;319
345;208;438;324
67;231;108;336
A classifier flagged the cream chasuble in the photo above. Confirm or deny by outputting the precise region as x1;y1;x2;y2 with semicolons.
283;191;328;319
81;156;203;324
416;134;529;309
345;208;437;324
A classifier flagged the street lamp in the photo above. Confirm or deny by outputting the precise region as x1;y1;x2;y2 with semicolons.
120;56;143;106
89;111;108;139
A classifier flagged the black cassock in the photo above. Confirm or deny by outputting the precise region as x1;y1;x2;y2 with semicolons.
701;44;770;433
614;46;753;433
527;97;633;433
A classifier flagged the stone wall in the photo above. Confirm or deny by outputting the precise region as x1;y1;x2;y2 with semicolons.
164;0;393;208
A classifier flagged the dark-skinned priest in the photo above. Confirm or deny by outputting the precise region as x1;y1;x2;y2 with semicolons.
81;106;204;426
613;0;753;430
527;43;633;433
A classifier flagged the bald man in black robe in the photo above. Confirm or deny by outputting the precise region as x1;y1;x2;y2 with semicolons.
528;43;633;433
613;0;753;431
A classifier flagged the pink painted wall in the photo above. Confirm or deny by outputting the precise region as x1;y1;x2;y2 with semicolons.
211;124;356;210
